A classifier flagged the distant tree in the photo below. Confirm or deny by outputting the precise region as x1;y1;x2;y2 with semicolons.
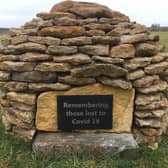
151;24;160;31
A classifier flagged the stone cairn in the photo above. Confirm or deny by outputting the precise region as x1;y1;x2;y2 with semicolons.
0;1;168;149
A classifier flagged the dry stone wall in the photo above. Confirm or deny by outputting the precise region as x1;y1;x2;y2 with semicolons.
0;1;168;148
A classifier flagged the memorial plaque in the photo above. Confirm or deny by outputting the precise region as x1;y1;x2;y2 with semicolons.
57;95;113;130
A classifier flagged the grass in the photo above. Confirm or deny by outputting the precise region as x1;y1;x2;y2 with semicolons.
0;34;6;41
0;34;9;47
156;31;168;52
0;119;168;168
0;31;168;167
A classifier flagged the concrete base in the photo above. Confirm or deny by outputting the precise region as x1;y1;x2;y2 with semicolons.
32;132;140;159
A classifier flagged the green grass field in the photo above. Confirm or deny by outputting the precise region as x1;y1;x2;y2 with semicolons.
0;120;168;168
157;31;168;52
0;31;168;168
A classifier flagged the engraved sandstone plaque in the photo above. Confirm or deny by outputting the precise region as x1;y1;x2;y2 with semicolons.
36;84;135;133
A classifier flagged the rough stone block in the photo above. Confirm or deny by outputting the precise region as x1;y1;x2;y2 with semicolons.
9;101;34;112
11;35;28;45
53;17;78;26
28;83;70;92
38;26;85;38
137;80;167;94
28;36;61;46
3;110;34;129
71;64;127;78
124;57;152;70
7;92;36;105
130;24;149;35
36;12;76;20
0;71;11;81
135;94;162;106
12;71;57;83
0;61;35;72
111;44;135;58
50;1;114;18
61;37;92;46
47;45;77;55
144;62;168;75
5;107;34;124
53;54;91;65
92;56;124;64
78;18;98;25
135;109;166;119
84;23;114;32
92;36;120;45
19;52;52;62
35;63;70;72
120;33;149;44
6;42;46;54
58;76;96;86
107;27;130;36
85;30;105;36
13;127;36;140
136;43;158;56
135;118;161;128
4;82;28;91
127;70;145;81
136;98;167;110
98;76;132;90
2;115;12;131
22;28;38;36
151;53;168;63
0;54;19;62
79;45;109;56
140;128;163;137
133;75;159;88
23;18;43;29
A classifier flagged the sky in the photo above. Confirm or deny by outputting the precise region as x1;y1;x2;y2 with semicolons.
0;0;167;28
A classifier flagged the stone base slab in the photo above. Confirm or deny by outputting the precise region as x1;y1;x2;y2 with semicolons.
32;132;140;159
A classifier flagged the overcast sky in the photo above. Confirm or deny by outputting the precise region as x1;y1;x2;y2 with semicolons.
0;0;167;28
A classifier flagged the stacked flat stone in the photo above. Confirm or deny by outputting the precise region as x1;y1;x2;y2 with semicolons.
0;1;167;148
